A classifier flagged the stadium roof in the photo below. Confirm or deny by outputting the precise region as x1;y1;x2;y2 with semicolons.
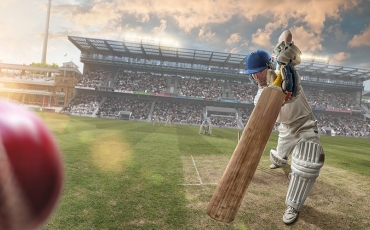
68;36;246;69
0;63;60;73
0;63;82;75
69;36;370;81
297;62;370;81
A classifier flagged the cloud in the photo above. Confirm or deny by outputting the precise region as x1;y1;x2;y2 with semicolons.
47;30;93;40
297;0;359;33
0;0;13;7
225;33;249;50
348;25;370;47
333;52;351;61
290;26;323;53
329;52;352;66
225;47;240;54
226;33;241;45
73;2;119;27
251;28;273;48
51;4;88;21
325;23;346;40
151;20;167;36
2;0;369;69
51;0;361;46
197;27;216;41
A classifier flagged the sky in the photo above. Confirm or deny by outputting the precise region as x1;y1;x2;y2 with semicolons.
1;0;370;88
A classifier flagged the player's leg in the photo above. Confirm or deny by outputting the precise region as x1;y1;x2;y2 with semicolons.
283;140;324;224
270;123;296;169
283;115;324;224
270;114;319;169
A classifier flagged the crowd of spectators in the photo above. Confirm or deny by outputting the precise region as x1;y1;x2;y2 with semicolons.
177;78;223;100
62;93;102;116
340;115;370;137
315;113;370;137
76;69;110;88
59;69;370;137
239;107;252;125
334;92;361;110
152;100;204;124
62;92;370;136
0;72;54;82
0;67;366;116
114;71;167;93
78;69;363;112
231;82;257;102
305;90;334;109
304;90;361;110
96;97;152;120
210;116;237;127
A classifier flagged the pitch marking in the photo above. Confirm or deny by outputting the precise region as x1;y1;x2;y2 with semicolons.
191;155;203;185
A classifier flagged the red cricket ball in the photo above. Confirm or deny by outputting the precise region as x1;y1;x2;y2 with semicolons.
0;101;64;230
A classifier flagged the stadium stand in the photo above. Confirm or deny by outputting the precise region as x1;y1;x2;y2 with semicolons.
0;62;80;107
114;71;168;93
2;36;370;138
152;100;204;124
61;35;370;135
177;77;224;100
96;96;152;120
62;93;103;116
76;69;111;88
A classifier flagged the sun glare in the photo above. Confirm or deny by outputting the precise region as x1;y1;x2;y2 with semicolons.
301;54;329;63
90;132;133;173
123;34;180;47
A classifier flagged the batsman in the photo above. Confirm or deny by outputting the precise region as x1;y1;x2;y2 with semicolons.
246;31;325;224
206;30;325;224
199;118;210;135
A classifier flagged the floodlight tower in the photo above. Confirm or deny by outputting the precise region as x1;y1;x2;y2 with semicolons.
41;0;52;63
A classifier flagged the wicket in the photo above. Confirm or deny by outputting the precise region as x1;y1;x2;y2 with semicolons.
238;131;242;142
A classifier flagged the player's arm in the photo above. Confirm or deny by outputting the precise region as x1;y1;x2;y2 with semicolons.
270;40;302;103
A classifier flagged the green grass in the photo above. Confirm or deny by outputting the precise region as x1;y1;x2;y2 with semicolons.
38;113;370;230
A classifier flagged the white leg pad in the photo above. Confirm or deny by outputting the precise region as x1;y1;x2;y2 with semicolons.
270;149;287;166
286;141;325;211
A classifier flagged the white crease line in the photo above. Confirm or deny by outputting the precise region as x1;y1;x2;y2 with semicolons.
191;155;203;185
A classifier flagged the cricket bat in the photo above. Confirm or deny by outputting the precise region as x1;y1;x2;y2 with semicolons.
206;86;286;223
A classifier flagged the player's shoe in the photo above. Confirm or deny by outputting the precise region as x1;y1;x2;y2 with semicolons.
283;206;299;224
270;164;280;169
288;173;292;180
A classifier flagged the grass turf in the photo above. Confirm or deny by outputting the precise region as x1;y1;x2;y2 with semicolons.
38;113;370;230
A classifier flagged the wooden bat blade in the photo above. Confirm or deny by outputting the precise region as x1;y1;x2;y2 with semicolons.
206;87;285;223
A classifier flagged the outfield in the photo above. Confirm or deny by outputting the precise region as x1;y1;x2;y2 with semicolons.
39;113;370;230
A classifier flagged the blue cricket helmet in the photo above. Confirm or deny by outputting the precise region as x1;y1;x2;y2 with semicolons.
244;50;271;74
